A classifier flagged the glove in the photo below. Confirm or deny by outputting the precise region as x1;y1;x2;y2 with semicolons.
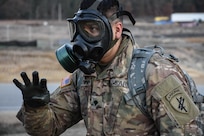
13;71;50;108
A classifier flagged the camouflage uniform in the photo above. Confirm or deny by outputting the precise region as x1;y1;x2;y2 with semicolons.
17;35;203;136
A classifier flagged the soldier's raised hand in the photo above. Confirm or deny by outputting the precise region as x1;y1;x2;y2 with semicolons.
13;71;50;108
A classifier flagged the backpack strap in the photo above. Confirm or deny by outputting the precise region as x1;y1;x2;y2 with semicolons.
183;68;204;132
124;47;157;117
183;70;204;103
122;28;136;46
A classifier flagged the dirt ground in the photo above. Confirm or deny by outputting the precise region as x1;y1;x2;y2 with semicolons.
0;20;204;135
0;47;68;83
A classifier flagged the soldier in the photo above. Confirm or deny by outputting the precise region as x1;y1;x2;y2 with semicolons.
13;0;203;135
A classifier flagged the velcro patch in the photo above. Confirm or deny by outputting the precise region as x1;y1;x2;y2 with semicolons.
60;75;72;88
151;75;199;126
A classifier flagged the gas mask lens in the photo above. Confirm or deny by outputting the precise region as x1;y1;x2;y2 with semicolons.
67;19;105;42
67;20;76;41
78;20;105;42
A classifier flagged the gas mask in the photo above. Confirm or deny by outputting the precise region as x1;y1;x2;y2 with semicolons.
56;1;135;74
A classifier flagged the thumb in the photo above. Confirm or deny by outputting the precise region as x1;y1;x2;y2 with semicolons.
13;79;23;91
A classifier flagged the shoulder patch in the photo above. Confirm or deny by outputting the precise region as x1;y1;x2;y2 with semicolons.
151;75;199;126
61;75;72;88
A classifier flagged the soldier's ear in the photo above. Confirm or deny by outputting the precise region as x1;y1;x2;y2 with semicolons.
114;21;123;39
111;20;123;40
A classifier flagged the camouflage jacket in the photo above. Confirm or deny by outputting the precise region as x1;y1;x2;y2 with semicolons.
17;35;203;136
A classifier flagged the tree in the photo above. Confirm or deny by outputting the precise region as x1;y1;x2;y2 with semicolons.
0;0;30;19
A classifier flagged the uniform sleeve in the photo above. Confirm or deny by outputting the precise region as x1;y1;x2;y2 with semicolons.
16;73;83;136
145;53;203;135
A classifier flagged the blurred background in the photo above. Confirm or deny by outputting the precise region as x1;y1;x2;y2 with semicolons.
0;0;204;135
0;0;204;19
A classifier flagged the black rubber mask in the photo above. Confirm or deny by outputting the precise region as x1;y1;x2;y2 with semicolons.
69;9;112;61
56;1;135;74
58;9;113;74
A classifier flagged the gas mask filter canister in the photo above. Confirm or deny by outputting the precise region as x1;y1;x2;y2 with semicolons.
55;43;79;73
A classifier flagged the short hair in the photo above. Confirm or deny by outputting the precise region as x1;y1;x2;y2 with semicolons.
80;0;120;18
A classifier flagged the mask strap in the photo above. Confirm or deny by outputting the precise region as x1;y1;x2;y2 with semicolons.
88;0;103;10
109;10;136;25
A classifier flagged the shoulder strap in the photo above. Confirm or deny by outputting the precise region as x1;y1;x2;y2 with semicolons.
125;46;158;117
183;69;204;132
122;28;135;46
183;70;204;103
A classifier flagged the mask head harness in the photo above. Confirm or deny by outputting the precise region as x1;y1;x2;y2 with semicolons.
56;0;135;74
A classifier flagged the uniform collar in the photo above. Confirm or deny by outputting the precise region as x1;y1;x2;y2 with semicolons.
95;35;134;80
